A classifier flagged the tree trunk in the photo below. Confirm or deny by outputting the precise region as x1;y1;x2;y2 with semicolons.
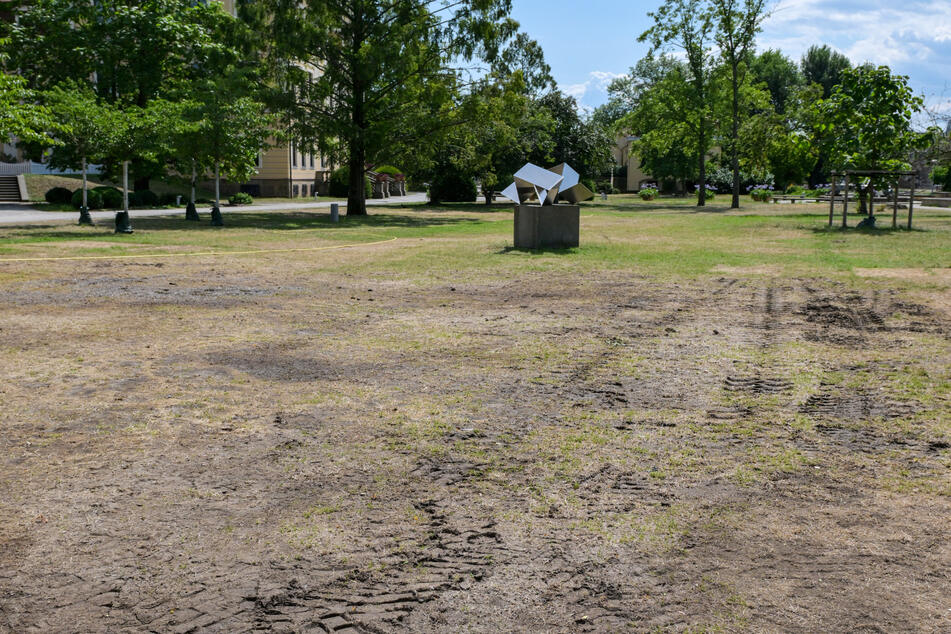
347;149;367;216
730;61;741;209
858;188;868;214
123;161;130;213
697;119;707;208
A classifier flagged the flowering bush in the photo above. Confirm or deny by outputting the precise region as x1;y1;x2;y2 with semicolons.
750;188;773;202
695;184;715;201
639;186;658;201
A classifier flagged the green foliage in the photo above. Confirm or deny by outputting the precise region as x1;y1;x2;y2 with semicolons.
749;188;772;202
39;83;120;184
93;186;124;209
129;190;159;208
229;192;253;205
528;92;613;183
697;187;715;201
329;167;371;199
429;168;477;204
814;65;925;176
373;165;403;177
71;188;103;210
931;165;950;190
639;187;658;201
0;71;58;146
45;187;73;204
750;49;802;114
257;0;517;214
801;45;852;98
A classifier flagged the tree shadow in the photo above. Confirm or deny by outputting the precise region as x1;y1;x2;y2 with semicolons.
496;245;579;255
0;210;484;239
810;223;928;235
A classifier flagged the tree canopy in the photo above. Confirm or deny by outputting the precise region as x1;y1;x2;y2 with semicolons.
254;0;517;215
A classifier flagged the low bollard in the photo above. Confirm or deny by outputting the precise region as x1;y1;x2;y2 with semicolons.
330;203;339;223
601;191;608;201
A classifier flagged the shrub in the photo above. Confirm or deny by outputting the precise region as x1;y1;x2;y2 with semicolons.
750;188;773;202
707;166;774;193
639;187;658;201
429;170;477;203
45;187;73;204
129;190;159;208
931;165;950;190
785;184;804;195
229;192;253;205
71;188;103;210
91;186;123;209
329;166;373;199
373;165;403;176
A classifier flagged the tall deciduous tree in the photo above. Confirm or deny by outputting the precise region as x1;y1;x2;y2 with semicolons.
640;0;716;205
815;65;925;214
4;0;246;190
42;84;120;224
709;0;770;208
183;77;276;225
801;45;852;99
256;0;516;215
0;72;57;148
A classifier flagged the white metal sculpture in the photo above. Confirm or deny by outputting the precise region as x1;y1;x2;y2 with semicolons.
500;162;594;205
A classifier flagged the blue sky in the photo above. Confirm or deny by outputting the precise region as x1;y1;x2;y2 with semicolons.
510;0;951;117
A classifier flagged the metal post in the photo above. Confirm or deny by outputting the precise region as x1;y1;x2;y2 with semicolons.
828;172;836;226
842;173;849;228
330;202;339;223
892;178;899;229
908;176;915;230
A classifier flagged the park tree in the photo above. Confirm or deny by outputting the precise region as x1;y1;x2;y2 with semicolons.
709;0;771;208
42;84;120;224
750;49;802;114
182;77;276;225
814;65;925;214
0;72;57;148
639;0;716;205
801;45;852;99
101;100;183;233
256;0;517;216
529;92;613;188
4;0;248;191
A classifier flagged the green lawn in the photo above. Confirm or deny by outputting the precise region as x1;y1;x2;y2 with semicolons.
3;197;948;282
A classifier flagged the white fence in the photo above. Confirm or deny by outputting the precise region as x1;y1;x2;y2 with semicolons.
0;162;31;176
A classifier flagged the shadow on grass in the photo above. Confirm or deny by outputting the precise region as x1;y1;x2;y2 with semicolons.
395;201;514;213
810;223;929;235
496;245;579;255
0;210;485;240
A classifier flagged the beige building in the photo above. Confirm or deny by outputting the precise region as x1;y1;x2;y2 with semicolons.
613;134;652;192
218;0;330;198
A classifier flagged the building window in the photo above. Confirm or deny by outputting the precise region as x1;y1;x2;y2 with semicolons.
309;154;314;169
302;184;308;197
293;184;299;197
291;143;297;168
256;151;263;169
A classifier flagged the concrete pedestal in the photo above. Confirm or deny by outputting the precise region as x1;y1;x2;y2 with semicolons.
514;205;579;249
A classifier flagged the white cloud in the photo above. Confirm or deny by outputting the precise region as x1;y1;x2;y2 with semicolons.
562;70;625;103
761;0;951;66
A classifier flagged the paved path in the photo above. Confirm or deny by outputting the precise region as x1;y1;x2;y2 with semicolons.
0;193;429;225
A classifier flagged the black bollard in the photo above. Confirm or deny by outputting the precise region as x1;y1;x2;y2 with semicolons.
114;211;133;234
185;201;200;221
211;205;223;226
78;206;93;225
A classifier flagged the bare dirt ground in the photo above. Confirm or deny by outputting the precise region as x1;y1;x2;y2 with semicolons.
0;221;950;632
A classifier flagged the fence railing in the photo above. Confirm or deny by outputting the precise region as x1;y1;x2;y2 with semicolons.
0;162;31;176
